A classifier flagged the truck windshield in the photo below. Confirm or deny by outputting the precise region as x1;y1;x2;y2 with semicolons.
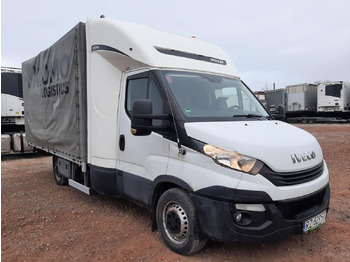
161;70;269;121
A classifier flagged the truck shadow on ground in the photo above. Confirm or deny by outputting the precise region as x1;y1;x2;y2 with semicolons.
1;150;51;162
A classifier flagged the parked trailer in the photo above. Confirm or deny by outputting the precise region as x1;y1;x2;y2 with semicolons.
260;82;350;123
264;89;287;113
1;68;24;129
253;91;266;108
284;82;350;122
317;81;350;119
23;18;330;255
264;88;287;121
286;83;317;118
1;67;34;154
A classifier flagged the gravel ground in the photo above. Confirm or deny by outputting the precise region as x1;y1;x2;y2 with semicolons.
1;124;350;261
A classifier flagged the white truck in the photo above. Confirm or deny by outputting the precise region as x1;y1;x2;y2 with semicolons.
1;67;33;154
22;18;330;255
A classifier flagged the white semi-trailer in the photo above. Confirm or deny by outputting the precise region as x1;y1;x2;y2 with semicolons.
286;83;318;117
317;81;350;116
1;67;33;154
23;18;330;255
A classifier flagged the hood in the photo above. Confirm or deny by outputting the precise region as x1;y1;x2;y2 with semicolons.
184;121;323;172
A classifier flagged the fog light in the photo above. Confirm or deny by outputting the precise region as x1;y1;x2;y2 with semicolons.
233;212;253;226
235;212;242;222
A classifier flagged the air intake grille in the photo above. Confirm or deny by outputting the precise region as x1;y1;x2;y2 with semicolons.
260;162;324;186
275;185;329;220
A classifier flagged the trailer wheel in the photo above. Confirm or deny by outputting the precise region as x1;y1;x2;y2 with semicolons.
156;188;207;255
53;156;68;186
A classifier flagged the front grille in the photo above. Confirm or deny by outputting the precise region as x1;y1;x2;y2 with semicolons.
260;162;324;186
275;185;329;220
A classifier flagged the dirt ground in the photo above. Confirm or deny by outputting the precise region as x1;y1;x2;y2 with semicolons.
1;124;350;262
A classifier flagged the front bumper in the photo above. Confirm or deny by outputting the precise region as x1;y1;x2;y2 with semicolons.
190;184;330;243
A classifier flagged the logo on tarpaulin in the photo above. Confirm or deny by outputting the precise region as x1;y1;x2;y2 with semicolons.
27;53;72;99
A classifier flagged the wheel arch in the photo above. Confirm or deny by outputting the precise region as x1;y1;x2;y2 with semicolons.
149;175;194;231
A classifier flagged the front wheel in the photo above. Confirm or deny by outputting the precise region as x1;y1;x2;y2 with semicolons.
156;188;207;255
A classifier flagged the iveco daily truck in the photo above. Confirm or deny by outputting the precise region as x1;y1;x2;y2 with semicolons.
22;18;330;255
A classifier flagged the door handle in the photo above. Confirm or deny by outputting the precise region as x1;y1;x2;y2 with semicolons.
119;135;125;151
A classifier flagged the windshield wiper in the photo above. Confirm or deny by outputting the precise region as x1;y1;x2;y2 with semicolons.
232;114;265;118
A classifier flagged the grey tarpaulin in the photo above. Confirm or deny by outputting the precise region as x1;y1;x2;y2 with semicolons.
22;22;87;163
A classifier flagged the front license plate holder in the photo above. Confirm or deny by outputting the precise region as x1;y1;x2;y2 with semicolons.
303;210;327;233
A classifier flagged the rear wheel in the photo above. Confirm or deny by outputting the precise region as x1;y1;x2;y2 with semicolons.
52;156;68;186
156;188;207;255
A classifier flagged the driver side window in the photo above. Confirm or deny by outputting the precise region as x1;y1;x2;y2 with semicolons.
125;72;167;126
126;78;148;115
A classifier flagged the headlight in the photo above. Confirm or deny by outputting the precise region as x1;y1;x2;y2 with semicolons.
202;144;263;175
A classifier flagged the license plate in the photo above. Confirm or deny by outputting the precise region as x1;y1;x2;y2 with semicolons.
303;210;327;233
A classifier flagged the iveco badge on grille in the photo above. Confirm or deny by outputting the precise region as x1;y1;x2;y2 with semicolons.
291;151;316;163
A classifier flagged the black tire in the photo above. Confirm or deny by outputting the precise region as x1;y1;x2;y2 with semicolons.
52;156;68;186
156;188;207;255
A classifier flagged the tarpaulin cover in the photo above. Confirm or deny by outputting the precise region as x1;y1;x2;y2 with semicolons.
22;22;87;162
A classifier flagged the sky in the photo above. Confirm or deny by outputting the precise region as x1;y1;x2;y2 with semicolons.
1;0;350;91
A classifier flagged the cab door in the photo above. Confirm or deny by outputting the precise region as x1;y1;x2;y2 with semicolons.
118;70;170;205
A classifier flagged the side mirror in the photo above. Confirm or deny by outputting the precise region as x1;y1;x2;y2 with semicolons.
131;99;170;136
